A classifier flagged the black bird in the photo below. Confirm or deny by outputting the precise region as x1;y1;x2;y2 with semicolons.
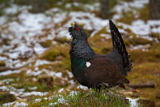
68;20;132;91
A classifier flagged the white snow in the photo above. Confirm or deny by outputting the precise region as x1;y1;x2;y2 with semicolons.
58;88;64;93
77;85;88;90
0;16;7;25
55;72;63;78
65;3;72;8
26;68;55;76
2;101;15;107
13;102;28;107
132;45;144;50
34;43;47;54
100;34;111;39
73;2;79;7
20;91;48;97
4;4;31;15
5;43;33;59
26;69;42;76
113;0;149;20
131;20;150;35
69;80;75;84
0;86;16;91
35;98;41;102
67;70;73;78
28;87;37;90
127;97;139;107
17;11;51;33
34;60;50;66
69;91;78;96
0;56;7;60
0;70;22;76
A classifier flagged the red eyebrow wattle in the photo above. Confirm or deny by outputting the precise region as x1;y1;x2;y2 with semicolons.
76;27;80;31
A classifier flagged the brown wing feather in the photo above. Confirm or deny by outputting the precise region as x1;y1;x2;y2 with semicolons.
85;55;129;84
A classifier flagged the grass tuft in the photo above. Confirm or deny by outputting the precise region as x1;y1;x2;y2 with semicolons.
28;89;131;107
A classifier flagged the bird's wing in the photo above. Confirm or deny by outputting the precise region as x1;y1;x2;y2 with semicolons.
85;56;129;84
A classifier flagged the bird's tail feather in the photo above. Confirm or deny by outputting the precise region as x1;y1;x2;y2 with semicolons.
109;20;132;75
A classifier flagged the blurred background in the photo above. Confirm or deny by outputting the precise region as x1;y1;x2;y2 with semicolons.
0;0;160;106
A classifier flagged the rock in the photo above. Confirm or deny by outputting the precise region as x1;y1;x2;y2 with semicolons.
138;98;155;107
0;92;16;104
38;75;54;90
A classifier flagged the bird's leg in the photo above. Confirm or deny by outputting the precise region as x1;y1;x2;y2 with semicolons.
98;88;101;100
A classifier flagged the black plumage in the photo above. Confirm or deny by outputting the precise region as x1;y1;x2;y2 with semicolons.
68;20;132;90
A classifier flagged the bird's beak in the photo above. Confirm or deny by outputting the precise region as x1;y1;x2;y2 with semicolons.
70;22;74;27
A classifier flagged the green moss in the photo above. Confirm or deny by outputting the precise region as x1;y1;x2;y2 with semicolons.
150;32;160;40
52;59;71;73
123;38;131;47
130;50;157;64
117;10;135;24
135;37;152;45
28;89;131;107
42;50;61;61
0;61;5;67
128;35;152;46
101;47;112;54
41;43;70;61
54;37;70;43
39;40;52;48
138;4;149;22
149;43;160;58
128;62;160;101
61;59;71;71
0;92;16;104
92;47;102;54
110;0;117;8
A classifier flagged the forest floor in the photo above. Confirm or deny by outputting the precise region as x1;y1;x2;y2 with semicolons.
0;0;160;106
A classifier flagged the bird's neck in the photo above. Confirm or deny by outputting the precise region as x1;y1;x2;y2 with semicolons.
70;38;95;60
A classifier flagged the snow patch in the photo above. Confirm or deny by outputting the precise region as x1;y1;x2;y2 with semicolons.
77;85;88;90
20;91;48;97
0;70;22;76
127;97;139;107
34;60;50;66
55;72;63;78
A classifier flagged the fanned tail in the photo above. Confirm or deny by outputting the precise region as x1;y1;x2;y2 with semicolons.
109;20;132;76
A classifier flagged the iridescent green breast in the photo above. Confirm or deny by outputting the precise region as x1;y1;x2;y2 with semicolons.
70;55;87;71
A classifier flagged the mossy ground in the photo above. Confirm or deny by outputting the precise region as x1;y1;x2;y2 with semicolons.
29;89;130;107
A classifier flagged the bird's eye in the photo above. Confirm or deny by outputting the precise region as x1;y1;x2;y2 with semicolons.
76;27;80;32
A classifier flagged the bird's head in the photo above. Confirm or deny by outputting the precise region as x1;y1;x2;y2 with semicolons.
68;22;88;40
